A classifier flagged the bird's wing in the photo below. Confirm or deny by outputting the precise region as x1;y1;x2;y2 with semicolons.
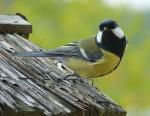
14;41;102;62
14;42;85;59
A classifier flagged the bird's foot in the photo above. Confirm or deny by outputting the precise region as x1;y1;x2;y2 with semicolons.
63;74;94;87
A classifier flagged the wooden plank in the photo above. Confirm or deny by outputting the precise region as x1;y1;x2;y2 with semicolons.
0;15;32;34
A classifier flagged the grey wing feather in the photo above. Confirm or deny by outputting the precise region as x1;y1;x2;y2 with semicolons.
14;50;53;57
51;42;84;58
14;41;86;59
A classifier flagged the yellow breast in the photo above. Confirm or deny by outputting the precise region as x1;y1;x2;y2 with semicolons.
64;49;120;78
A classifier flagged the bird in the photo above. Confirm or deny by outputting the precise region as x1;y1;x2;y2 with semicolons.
14;20;128;78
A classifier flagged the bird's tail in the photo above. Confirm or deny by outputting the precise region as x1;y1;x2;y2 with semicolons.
13;51;56;57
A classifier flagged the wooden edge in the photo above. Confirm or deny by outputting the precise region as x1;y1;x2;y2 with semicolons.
0;14;32;35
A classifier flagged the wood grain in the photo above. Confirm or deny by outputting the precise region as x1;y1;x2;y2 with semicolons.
0;15;32;34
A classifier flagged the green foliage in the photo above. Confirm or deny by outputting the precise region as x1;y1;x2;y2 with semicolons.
1;0;150;115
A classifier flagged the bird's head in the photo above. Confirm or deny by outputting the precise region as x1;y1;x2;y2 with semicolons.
96;19;127;58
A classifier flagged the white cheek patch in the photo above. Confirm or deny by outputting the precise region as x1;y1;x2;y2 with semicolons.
96;31;103;44
112;27;124;39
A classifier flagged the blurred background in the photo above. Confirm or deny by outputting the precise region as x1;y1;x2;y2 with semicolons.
0;0;150;115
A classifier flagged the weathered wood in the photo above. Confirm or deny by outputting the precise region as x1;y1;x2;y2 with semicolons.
0;15;32;34
0;14;126;116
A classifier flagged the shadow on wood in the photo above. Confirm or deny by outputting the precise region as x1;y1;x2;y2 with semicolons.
0;14;126;116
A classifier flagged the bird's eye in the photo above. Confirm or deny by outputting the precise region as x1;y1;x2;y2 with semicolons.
104;27;107;30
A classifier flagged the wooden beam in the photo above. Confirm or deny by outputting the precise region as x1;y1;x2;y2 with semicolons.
0;15;32;34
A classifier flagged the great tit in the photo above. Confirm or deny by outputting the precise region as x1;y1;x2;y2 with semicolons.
14;20;127;78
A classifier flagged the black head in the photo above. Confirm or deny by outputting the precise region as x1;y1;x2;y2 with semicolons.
96;20;127;58
99;20;118;31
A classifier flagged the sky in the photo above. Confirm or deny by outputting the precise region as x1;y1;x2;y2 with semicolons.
103;0;150;11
